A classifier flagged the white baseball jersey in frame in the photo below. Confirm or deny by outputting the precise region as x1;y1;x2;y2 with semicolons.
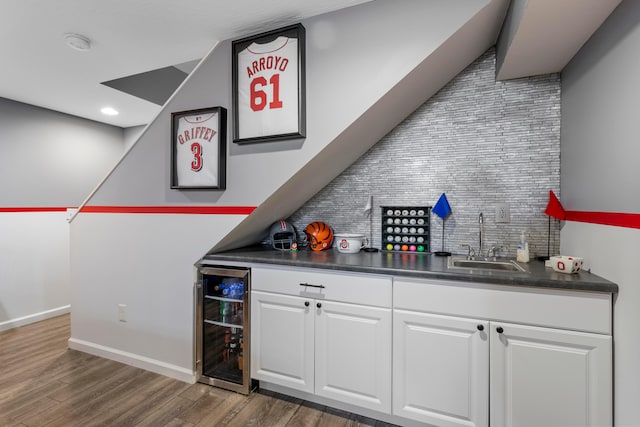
175;111;220;187
236;35;299;140
232;24;306;144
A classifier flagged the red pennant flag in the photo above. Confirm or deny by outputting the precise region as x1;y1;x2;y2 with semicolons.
545;190;566;220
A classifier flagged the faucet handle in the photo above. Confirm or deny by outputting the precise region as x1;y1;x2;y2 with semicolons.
488;245;504;260
460;244;476;260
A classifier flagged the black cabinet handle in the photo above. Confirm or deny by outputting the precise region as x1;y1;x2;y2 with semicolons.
477;324;484;331
304;301;310;307
316;302;322;309
496;326;504;334
300;282;325;289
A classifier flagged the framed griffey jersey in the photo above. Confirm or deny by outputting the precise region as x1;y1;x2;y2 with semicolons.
171;107;227;189
232;24;306;144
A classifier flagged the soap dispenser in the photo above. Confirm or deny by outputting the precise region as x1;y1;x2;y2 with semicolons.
516;231;530;263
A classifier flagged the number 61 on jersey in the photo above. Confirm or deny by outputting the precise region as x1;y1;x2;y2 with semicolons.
232;24;306;144
171;107;227;189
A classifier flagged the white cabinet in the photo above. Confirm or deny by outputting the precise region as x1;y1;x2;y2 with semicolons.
315;300;391;411
393;278;613;427
490;321;612;427
251;290;314;393
251;266;392;414
249;265;613;427
393;310;489;427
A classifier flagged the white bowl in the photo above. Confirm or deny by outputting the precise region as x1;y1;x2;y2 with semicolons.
334;234;368;253
550;256;583;274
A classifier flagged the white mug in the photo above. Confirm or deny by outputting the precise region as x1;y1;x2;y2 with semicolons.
334;234;368;253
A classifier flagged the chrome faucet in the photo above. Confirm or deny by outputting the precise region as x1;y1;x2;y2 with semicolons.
478;212;484;257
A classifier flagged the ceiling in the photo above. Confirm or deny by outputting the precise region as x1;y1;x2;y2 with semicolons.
0;0;372;128
0;0;622;129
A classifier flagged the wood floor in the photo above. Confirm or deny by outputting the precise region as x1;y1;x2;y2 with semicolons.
0;315;397;427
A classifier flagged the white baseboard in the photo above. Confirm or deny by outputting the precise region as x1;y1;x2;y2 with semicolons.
68;337;196;384
0;305;71;332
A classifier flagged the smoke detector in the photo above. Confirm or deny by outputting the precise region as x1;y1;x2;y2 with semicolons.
64;33;92;51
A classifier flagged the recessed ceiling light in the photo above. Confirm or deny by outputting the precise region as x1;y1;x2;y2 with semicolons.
64;33;92;51
101;107;119;116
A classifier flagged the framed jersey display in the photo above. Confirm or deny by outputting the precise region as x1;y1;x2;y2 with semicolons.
232;23;306;144
171;107;227;189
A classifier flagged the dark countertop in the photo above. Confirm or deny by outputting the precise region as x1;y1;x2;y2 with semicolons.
200;246;618;294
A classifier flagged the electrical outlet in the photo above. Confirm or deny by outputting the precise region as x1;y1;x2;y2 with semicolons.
118;304;127;322
496;203;510;223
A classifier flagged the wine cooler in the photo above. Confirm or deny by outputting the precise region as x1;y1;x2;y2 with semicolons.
195;265;251;394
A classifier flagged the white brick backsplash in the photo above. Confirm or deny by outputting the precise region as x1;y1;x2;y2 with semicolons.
290;48;561;259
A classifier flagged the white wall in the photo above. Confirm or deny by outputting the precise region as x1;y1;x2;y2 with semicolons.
561;1;640;424
88;1;495;208
123;125;145;151
68;212;244;381
0;98;125;329
0;211;72;330
0;98;125;207
68;0;502;381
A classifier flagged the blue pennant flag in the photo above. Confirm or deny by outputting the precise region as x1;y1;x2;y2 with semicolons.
432;193;452;219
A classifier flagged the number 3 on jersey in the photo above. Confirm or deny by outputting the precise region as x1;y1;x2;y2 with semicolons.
190;142;202;171
250;74;282;111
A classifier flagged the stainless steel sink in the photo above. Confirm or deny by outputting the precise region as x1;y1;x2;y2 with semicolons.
447;257;526;272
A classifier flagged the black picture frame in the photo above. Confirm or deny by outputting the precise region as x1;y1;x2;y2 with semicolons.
171;107;227;190
232;23;306;144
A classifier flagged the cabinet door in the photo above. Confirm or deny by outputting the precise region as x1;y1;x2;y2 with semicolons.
490;321;612;427
393;310;489;427
315;300;392;414
250;290;314;393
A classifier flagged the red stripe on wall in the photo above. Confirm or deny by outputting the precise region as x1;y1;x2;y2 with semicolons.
0;207;70;213
565;211;640;229
79;205;256;215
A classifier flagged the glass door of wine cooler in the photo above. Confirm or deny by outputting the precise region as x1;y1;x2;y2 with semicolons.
195;265;250;394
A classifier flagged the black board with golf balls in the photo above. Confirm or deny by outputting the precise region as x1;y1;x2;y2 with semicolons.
382;206;431;253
